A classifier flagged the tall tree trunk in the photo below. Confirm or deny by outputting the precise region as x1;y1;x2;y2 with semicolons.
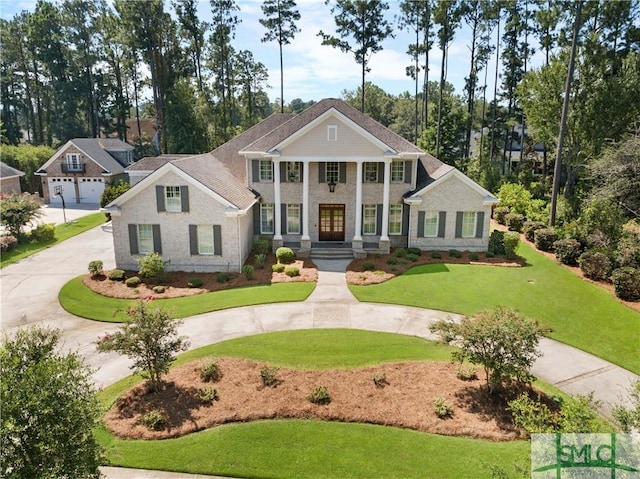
465;14;478;160
489;19;500;166
550;1;582;226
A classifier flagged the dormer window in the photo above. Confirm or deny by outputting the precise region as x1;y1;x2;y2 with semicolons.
327;124;337;141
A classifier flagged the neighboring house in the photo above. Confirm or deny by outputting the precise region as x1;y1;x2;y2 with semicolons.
105;99;498;273
36;138;135;204
0;162;25;195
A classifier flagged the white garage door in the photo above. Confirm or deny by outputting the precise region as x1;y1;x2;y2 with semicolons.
78;177;105;204
48;177;77;204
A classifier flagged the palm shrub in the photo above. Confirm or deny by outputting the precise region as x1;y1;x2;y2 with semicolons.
554;239;582;266
534;228;558;252
578;250;612;281
611;267;640;301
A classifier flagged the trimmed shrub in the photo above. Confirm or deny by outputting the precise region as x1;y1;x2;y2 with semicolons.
152;285;165;294
534;228;558;252
386;256;398;265
523;221;548;242
260;366;280;387
0;235;18;252
615;221;640;269
253;253;266;269
200;358;220;382
242;264;254;280
488;230;505;256
362;261;375;271
493;206;510;225
272;264;285;273
393;247;407;258
307;386;331;405
612;267;640;301
137;252;167;279
275;247;295;264
406;253;419;262
284;266;300;277
31;223;55;242
187;278;203;288
578;251;612;281
125;276;141;288
88;260;103;276
139;410;166;431
505;213;525;232
216;273;231;283
108;269;126;281
503;232;520;260
448;249;462;258
469;252;479;261
554;239;582;266
433;397;453;418
431;250;442;259
198;387;218;404
407;247;422;256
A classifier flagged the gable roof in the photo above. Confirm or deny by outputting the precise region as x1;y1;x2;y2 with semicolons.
126;154;191;172
38;138;135;174
408;163;499;204
241;98;423;156
0;161;25;179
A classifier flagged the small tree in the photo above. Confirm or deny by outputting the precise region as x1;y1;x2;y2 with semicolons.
96;299;189;393
1;326;103;478
100;179;130;219
612;380;640;433
430;307;547;394
0;192;42;238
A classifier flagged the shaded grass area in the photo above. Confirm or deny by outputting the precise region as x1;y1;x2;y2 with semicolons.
349;242;640;374
1;213;106;268
97;330;529;478
59;276;315;322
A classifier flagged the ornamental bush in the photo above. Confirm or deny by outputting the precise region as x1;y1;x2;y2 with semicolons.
139;410;165;431
260;366;280;387
108;269;126;281
242;264;254;280
198;387;218;404
407;247;422;256
433;397;453;418
125;276;141;288
31;223;55;242
0;192;42;238
523;221;547;242
554;239;582;266
393;247;407;258
505;213;525;232
612;267;640;301
137;252;168;279
0;235;18;252
615;221;640;269
272;264;285;273
284;266;300;277
307;386;331;405
187;278;203;288
216;273;231;283
253;253;266;269
253;237;271;255
578;250;612;281
88;260;103;276
275;247;295;264
503;232;520;260
493;206;510;225
200;358;220;382
362;261;375;271
534;228;558;252
488;230;506;256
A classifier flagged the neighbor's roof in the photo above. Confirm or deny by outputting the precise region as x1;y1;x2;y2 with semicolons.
0;161;25;179
126;154;192;172
241;98;424;155
38;138;134;174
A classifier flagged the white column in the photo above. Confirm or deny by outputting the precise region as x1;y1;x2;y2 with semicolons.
302;160;310;241
273;159;282;240
380;159;391;241
353;160;363;241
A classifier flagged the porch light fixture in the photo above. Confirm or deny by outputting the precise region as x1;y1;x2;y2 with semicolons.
328;179;336;193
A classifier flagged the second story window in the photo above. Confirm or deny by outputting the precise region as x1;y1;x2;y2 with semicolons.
259;160;273;182
66;153;82;172
391;161;404;182
326;162;339;183
364;162;378;182
165;186;181;212
287;162;301;182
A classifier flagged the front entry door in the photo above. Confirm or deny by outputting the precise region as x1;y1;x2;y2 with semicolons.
319;204;345;241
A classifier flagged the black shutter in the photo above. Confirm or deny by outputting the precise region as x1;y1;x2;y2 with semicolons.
417;212;425;237
281;203;287;234
475;212;485;238
180;185;189;212
252;160;259;182
128;224;139;254
455;212;463;238
253;204;260;234
318;162;325;183
189;225;198;255
299;162;304;182
402;204;410;235
376;204;383;235
152;224;162;254
378;162;384;183
213;225;222;255
404;160;412;183
155;185;165;212
438;212;447;238
339;162;346;183
300;203;303;235
280;162;287;183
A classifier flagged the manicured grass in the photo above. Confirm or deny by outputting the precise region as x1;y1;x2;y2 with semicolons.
59;276;315;322
1;213;106;268
97;330;529;478
349;242;640;374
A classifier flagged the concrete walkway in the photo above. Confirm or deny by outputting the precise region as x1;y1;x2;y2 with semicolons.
1;224;638;479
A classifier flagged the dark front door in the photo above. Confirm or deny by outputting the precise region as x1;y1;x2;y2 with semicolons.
319;204;345;241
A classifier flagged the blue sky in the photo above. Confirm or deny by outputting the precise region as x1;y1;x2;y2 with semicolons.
1;0;547;104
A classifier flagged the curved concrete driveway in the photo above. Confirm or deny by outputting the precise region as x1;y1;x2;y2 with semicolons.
2;224;638;412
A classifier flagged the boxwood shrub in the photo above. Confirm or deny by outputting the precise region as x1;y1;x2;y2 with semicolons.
488;230;506;256
505;213;525;233
578;250;612;281
272;264;285;273
31;223;55;242
407;247;422;256
611;267;640;301
276;247;295;264
503;232;520;260
108;269;126;281
493;206;510;225
534;228;558;252
284;266;300;277
187;278;203;288
125;276;141;288
523;221;547;242
554;239;582;265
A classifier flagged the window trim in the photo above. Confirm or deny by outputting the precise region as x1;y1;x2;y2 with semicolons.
391;161;404;183
286;204;301;234
287;161;301;182
259;159;273;182
388;204;403;235
325;162;339;183
66;153;82;171
363;162;378;183
165;185;181;213
197;225;215;255
137;224;154;255
461;211;477;238
363;204;377;235
260;203;274;234
423;211;439;238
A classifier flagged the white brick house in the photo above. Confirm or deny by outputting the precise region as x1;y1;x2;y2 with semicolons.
105;99;498;272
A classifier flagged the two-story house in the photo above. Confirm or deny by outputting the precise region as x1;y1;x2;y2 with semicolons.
36;138;135;204
105;99;498;272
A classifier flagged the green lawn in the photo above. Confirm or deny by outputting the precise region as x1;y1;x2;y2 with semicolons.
59;276;315;322
1;213;106;268
97;330;530;478
350;242;640;374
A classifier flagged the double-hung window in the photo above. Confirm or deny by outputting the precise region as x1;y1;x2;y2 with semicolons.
287;162;301;182
461;211;477;238
287;204;301;234
260;203;274;234
389;204;403;235
259;160;273;182
424;211;439;237
326;162;339;183
391;161;404;182
364;162;378;182
197;225;215;255
137;224;154;254
165;186;181;212
363;204;377;234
